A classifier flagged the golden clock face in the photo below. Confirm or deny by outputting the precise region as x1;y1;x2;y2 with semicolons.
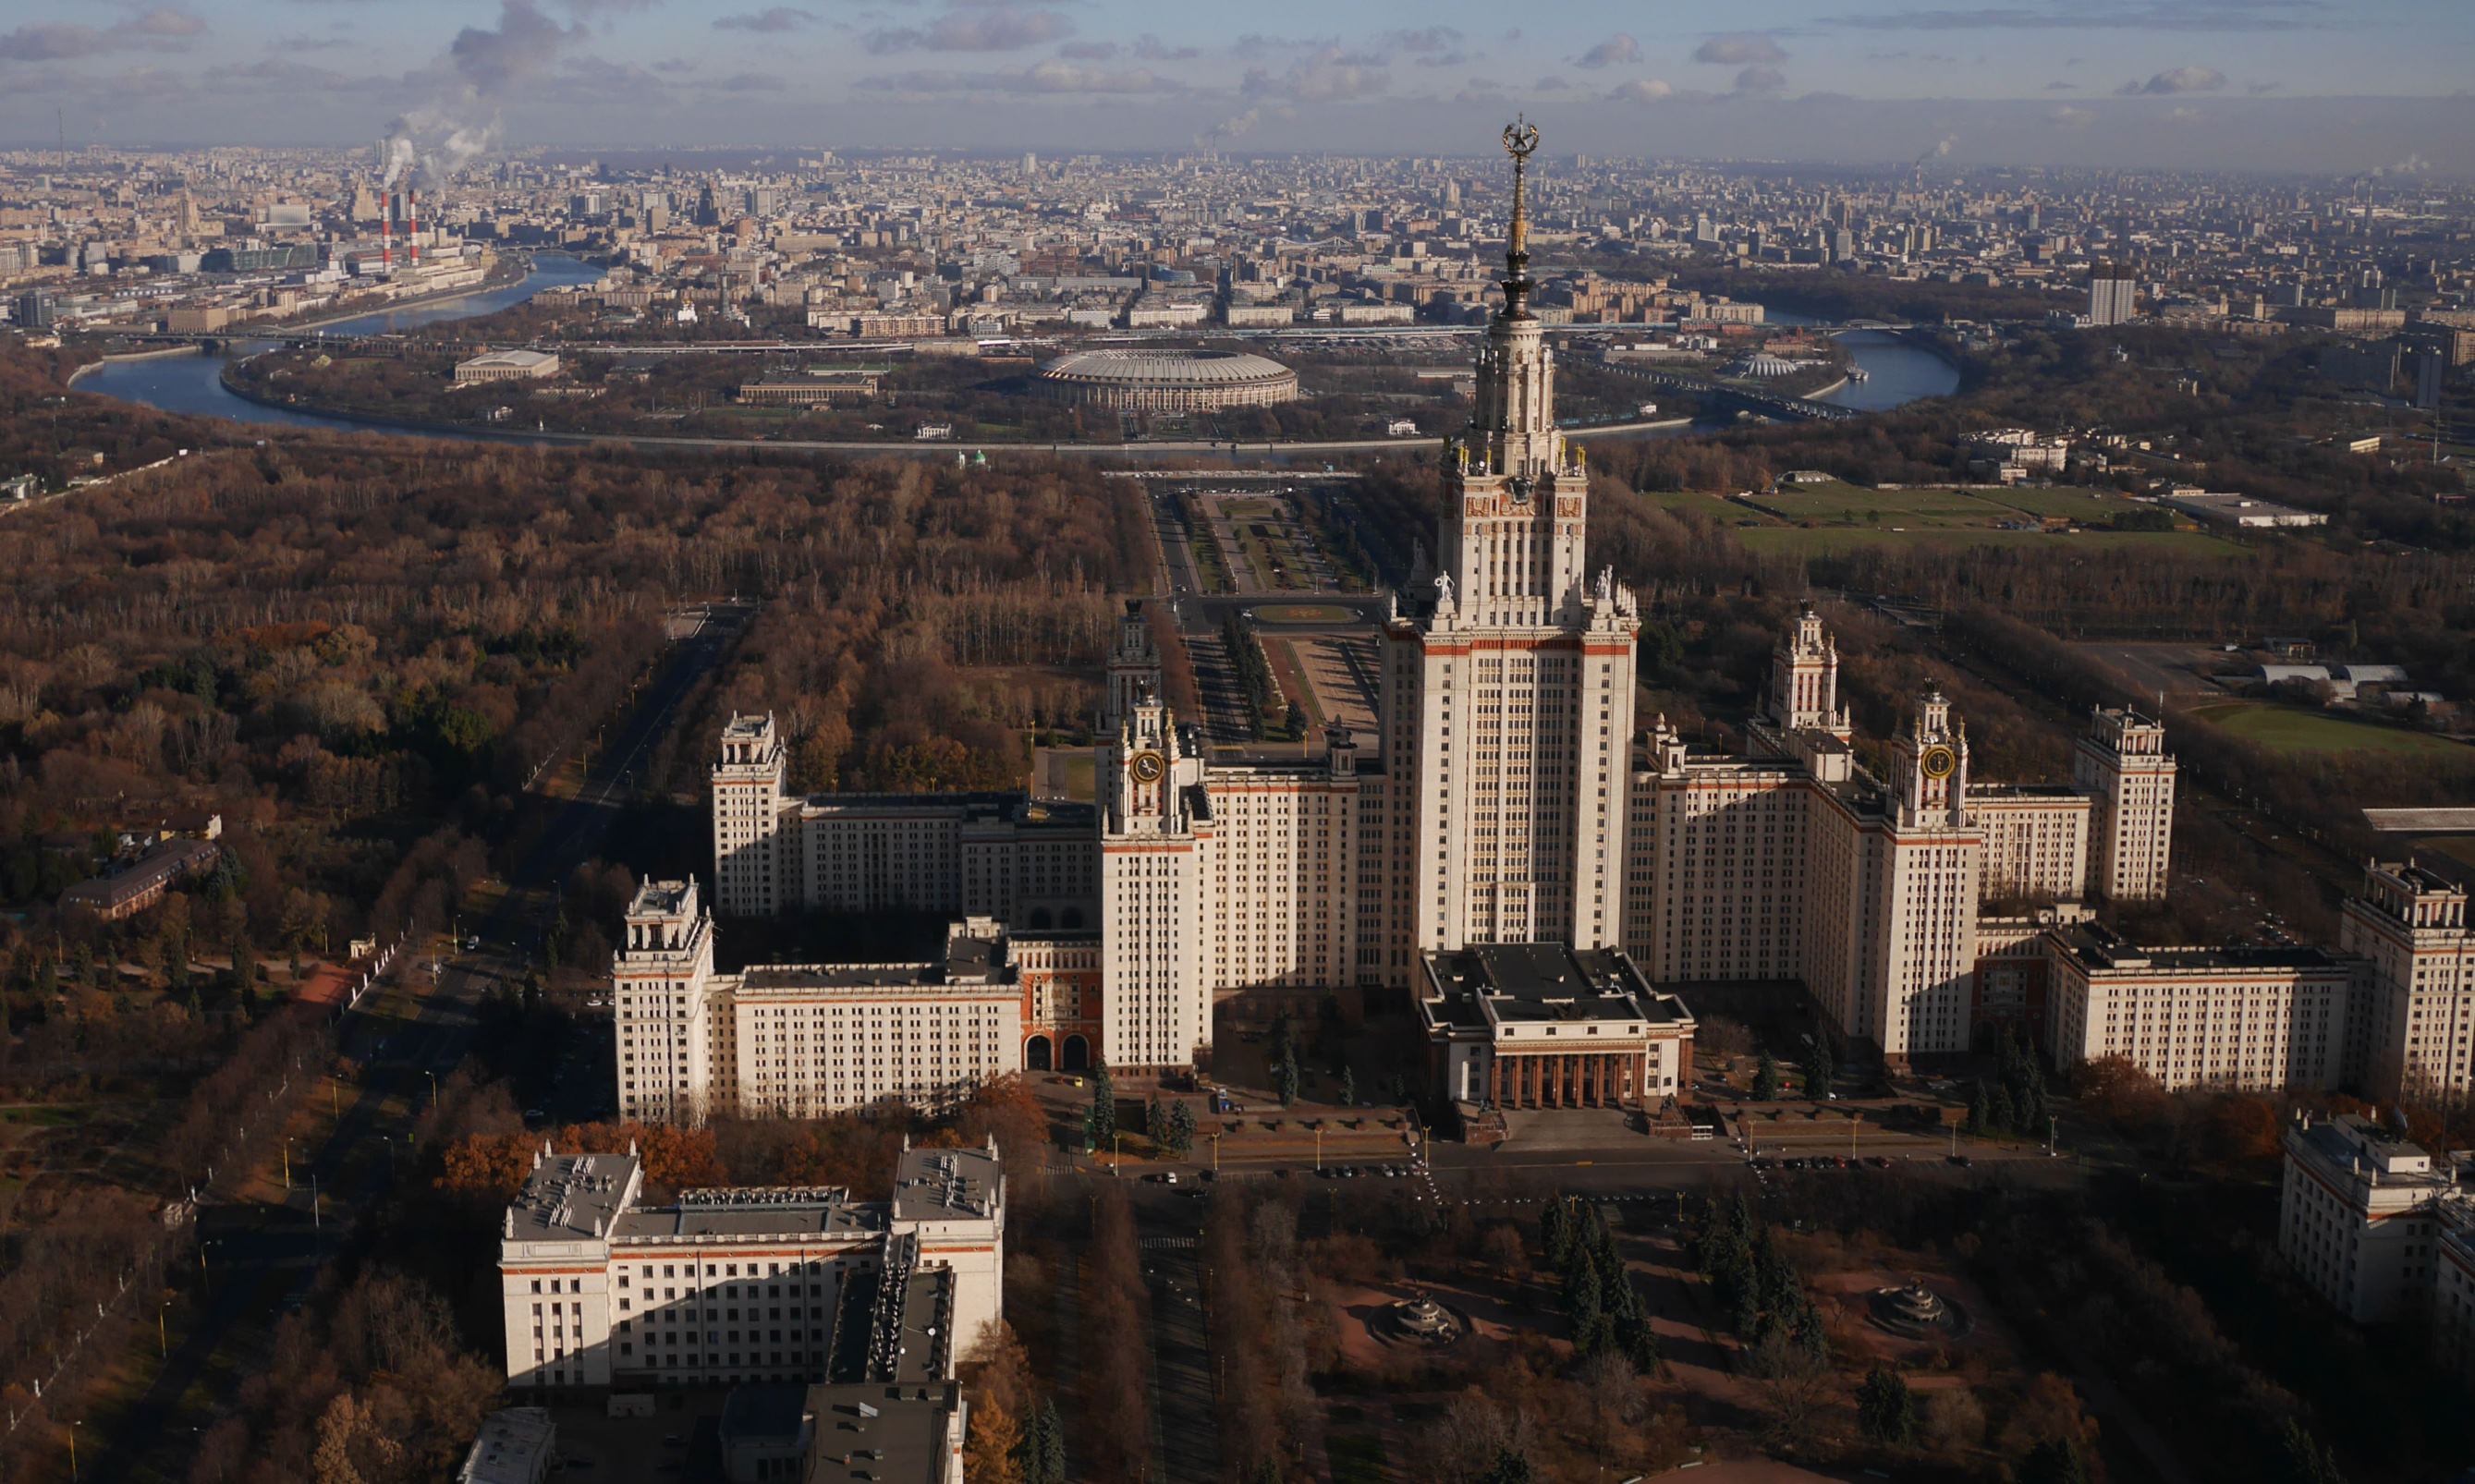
1920;745;1957;781
1130;750;1165;785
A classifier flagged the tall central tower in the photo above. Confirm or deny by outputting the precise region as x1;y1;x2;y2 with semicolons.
1372;120;1641;979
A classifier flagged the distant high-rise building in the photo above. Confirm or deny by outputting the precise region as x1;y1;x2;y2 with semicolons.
1021;152;1038;176
2087;265;2139;326
15;288;57;330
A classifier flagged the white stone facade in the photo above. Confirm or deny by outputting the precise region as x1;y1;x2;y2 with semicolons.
497;1141;1005;1393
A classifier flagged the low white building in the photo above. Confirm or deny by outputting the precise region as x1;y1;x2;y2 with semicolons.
1419;943;1697;1110
453;349;562;385
2045;926;2357;1091
2280;1112;2470;1325
2158;490;2327;528
457;1407;555;1484
497;1139;1005;1393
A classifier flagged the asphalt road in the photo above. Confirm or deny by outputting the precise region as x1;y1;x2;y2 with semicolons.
86;610;743;1483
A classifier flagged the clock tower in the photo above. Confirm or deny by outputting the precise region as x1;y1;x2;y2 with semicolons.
1098;684;1209;1069
1892;689;1969;828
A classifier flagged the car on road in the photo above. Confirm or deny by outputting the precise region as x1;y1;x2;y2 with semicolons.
1947;1153;1973;1167
1198;1169;1216;1182
1866;1156;1892;1169
1147;1172;1178;1185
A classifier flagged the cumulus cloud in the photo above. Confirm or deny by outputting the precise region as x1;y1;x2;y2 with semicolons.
1734;65;1788;94
866;6;1073;55
1243;48;1389;103
448;0;584;99
1533;73;1572;91
2049;103;2095;128
1605;78;1675;104
1576;33;1641;68
1133;34;1198;61
1695;33;1788;65
863;58;1173;95
0;8;208;62
713;8;812;33
1057;41;1116;59
2118;64;2224;94
1829;4;2320;32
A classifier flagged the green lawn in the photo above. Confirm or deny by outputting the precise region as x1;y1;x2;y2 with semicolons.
2185;701;2472;758
1736;526;2239;557
1326;1433;1388;1484
1627;486;2239;556
1973;485;2143;519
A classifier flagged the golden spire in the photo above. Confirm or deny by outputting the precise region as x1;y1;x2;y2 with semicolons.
1500;116;1540;319
1502;116;1538;257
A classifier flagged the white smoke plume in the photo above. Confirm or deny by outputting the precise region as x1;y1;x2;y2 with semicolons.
377;0;582;190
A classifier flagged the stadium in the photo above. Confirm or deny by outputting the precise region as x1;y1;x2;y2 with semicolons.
1029;347;1300;412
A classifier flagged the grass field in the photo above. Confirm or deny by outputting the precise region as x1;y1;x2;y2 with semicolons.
1736;526;2240;556
2185;700;2472;758
1628;486;2241;557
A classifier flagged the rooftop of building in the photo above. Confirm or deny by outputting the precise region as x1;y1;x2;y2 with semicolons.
506;1150;640;1243
1970;782;2092;800
2289;1112;2467;1194
1037;347;1296;386
891;1142;1004;1223
1421;943;1692;1033
790;790;1094;830
615;1185;882;1242
628;879;698;918
457;1406;556;1484
802;1383;959;1484
2054;923;2345;974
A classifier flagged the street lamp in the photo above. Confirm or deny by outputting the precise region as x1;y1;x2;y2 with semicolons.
159;1299;170;1358
67;1419;82;1480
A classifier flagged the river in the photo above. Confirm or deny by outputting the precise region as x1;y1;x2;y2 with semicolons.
79;267;1960;441
72;252;605;433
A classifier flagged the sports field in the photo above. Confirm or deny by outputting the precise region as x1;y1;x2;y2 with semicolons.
2185;700;2470;759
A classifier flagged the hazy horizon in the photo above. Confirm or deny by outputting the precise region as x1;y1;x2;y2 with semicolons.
1;0;2469;176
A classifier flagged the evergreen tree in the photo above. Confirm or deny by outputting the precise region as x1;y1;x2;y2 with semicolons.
2017;1439;2090;1484
1857;1364;1917;1444
1088;1065;1117;1153
2276;1421;2348;1484
1989;1084;2018;1137
1753;1052;1781;1101
1480;1449;1534;1484
1338;1065;1356;1106
1967;1081;1991;1135
1031;1398;1067;1484
1803;1037;1835;1099
1273;1057;1299;1108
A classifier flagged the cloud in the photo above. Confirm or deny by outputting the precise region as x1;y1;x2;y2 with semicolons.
122;10;209;40
1132;35;1198;61
866;7;1072;55
1826;2;2323;32
2044;79;2077;90
0;8;208;61
650;56;695;73
1243;49;1388;103
863;59;1174;95
1383;26;1463;55
2049;103;2095;128
1694;34;1788;66
1605;78;1675;104
1734;65;1788;94
701;70;786;91
1533;73;1571;92
713;8;812;33
2118;64;2225;94
1576;33;1641;68
448;0;583;98
204;56;357;89
1057;41;1116;59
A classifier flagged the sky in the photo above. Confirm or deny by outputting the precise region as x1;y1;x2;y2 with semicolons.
0;0;2469;175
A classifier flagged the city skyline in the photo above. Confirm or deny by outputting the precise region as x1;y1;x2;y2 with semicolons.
0;0;2469;173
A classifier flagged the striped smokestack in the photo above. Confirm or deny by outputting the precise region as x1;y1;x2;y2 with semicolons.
408;188;420;268
380;188;392;272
